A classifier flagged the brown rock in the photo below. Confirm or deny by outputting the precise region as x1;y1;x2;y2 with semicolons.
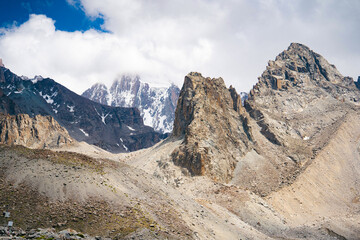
0;113;74;148
171;72;252;183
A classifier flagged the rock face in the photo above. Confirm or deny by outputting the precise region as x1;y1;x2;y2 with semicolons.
247;43;359;154
171;43;360;194
0;66;165;153
82;75;180;133
0;113;73;148
236;43;360;194
171;72;252;183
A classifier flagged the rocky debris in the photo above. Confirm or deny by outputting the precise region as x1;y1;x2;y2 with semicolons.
0;226;108;239
0;66;165;153
0;113;73;148
82;75;180;134
171;72;253;183
0;145;194;239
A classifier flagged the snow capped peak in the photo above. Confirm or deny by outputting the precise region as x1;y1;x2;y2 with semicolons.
82;74;181;133
31;75;44;84
240;92;249;105
20;75;29;80
82;83;109;106
93;83;108;90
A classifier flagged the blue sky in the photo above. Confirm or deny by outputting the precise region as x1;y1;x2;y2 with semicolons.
0;0;104;32
0;0;359;94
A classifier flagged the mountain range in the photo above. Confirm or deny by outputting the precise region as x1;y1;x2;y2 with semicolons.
0;67;165;153
1;43;360;239
82;75;180;134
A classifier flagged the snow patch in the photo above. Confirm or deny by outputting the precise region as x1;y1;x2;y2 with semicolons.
79;128;89;137
142;108;153;127
94;107;110;125
39;91;58;105
31;75;44;84
303;136;310;141
127;125;135;131
119;138;129;151
14;89;23;94
67;105;75;112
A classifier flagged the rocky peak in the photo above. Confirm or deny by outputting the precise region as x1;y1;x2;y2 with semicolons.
82;83;109;105
171;72;252;182
110;75;143;102
82;75;180;133
238;43;360;195
0;58;4;67
0;113;74;149
251;42;355;97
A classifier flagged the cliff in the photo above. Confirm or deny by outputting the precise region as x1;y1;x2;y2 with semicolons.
0;113;73;148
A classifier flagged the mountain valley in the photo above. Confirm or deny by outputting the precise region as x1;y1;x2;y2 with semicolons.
0;43;360;239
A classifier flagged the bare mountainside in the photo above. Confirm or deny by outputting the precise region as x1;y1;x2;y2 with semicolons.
1;43;360;239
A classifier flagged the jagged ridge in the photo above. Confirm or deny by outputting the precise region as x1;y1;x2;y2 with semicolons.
82;75;180;134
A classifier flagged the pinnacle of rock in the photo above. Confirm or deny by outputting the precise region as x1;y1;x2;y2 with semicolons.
171;72;252;182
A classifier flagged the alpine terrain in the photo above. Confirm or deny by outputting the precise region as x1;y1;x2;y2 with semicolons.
82;75;180;133
0;43;360;240
0;66;166;153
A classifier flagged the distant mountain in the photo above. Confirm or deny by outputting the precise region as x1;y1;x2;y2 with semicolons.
240;92;248;105
82;75;180;134
0;66;165;153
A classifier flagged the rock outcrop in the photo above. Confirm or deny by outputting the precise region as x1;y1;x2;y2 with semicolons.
82;75;180;133
0;113;73;148
171;72;252;183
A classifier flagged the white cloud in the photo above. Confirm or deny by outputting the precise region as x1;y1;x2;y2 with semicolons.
0;0;359;94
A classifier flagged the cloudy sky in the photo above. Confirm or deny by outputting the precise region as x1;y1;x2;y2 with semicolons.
0;0;359;94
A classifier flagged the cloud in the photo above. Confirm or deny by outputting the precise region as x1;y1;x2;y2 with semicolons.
0;0;359;94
